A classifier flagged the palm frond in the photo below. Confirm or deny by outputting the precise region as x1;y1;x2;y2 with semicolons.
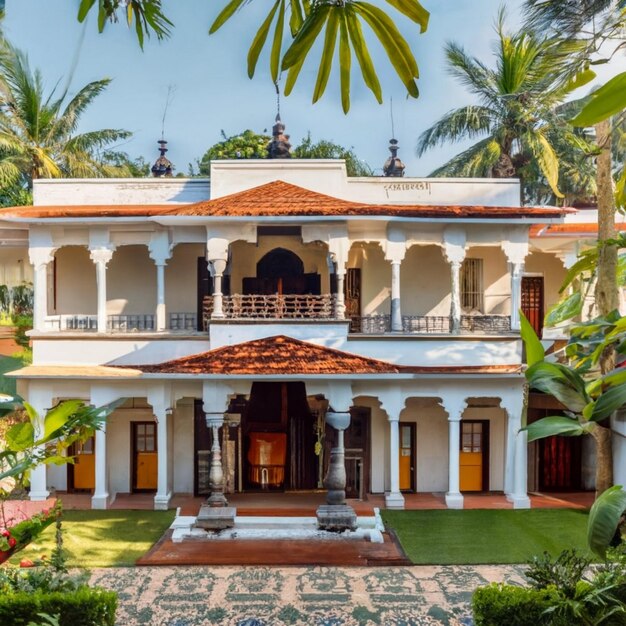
428;137;501;178
416;106;494;157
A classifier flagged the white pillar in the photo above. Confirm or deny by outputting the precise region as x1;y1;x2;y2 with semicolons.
27;388;52;501
154;406;171;510
155;263;166;331
443;397;466;509
91;423;109;509
443;229;467;336
510;262;524;331
89;247;114;334
205;412;227;506
450;260;462;334
210;259;227;319
386;416;405;508
149;233;172;332
334;271;346;319
390;261;402;332
502;236;529;332
512;428;531;508
29;248;55;332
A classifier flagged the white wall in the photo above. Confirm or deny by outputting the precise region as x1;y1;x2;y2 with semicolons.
0;248;31;288
166;243;204;315
107;246;156;315
54;246;96;315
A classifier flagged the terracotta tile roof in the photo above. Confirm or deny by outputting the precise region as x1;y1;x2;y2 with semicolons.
0;180;571;220
402;364;521;375
0;204;174;219
168;181;570;219
135;335;401;375
531;222;626;237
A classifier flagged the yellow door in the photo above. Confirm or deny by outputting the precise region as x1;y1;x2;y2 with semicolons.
399;423;414;491
134;423;158;491
73;437;95;490
459;421;485;492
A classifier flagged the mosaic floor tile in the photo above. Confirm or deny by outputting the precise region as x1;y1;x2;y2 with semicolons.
89;565;525;626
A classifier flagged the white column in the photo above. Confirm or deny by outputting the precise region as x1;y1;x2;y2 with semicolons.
334;270;346;319
149;232;172;332
155;263;166;331
29;248;55;332
27;387;52;501
502;235;529;332
504;414;516;496
92;422;109;509
390;261;402;332
510;262;524;331
154;406;171;510
443;229;467;336
512;428;531;508
443;397;466;509
504;398;531;509
386;416;405;509
210;259;227;319
89;247;114;334
450;260;462;334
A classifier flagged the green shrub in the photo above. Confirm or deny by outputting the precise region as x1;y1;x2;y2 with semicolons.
0;587;117;626
472;583;560;625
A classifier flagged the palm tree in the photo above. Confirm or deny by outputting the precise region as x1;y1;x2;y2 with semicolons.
416;12;590;202
0;41;131;190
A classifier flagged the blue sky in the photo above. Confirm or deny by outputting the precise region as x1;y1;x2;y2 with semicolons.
2;1;622;176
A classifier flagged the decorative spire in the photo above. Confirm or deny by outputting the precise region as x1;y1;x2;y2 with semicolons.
383;138;405;177
267;113;292;159
151;139;174;177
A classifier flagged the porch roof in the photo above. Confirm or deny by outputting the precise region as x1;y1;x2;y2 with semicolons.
1;180;571;221
531;222;626;237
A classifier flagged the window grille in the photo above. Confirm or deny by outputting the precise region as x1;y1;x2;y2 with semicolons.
461;258;484;312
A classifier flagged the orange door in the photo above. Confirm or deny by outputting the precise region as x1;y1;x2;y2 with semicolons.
399;423;415;491
459;421;488;492
72;437;95;490
133;422;158;491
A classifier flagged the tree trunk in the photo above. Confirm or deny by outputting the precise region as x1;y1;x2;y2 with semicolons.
593;118;616;494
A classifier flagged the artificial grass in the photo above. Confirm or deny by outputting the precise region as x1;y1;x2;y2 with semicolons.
381;508;590;565
9;509;175;568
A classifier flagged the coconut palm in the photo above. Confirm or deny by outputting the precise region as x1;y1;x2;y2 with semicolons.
0;41;131;189
416;12;591;201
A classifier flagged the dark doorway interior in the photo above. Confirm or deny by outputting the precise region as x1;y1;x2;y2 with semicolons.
521;276;544;337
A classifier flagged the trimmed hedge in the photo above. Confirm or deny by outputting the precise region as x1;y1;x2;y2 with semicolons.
472;583;560;625
0;587;117;626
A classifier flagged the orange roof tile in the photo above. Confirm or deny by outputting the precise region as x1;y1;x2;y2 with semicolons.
0;180;571;220
0;204;174;218
169;180;570;219
134;335;401;375
531;222;626;237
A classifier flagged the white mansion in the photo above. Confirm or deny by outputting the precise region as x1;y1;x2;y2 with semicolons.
1;144;624;511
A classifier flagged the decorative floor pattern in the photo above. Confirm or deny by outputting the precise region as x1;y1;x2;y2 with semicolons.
90;565;525;626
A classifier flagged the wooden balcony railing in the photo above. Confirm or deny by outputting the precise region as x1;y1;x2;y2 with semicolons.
203;294;336;328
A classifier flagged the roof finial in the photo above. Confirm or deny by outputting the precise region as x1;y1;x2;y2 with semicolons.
151;139;174;177
267;81;292;159
383;97;405;177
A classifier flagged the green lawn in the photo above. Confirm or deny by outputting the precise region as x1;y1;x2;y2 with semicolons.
381;508;590;565
10;510;175;568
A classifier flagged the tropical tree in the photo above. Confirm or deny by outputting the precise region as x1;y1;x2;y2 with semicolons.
74;0;429;112
292;133;372;175
0;41;132;189
415;12;590;201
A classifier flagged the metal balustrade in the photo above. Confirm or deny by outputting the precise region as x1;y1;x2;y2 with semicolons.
169;312;197;331
350;314;512;335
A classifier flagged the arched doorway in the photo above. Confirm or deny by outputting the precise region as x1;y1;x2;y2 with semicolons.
243;248;321;295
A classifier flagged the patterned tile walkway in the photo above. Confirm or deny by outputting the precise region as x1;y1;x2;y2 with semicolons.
90;565;526;626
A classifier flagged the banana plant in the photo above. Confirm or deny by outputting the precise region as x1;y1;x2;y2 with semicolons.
519;312;626;443
0;397;124;494
587;485;626;558
76;0;429;113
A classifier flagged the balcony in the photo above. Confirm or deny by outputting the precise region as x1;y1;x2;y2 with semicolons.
44;313;198;333
351;314;512;335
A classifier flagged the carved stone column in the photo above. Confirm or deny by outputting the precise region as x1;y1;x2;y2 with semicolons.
29;247;56;332
334;270;346;320
317;410;357;531
502;234;529;332
149;232;172;332
443;228;467;335
89;247;115;334
206;412;227;507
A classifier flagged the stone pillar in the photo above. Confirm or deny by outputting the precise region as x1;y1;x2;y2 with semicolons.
443;397;466;509
503;396;531;509
386;416;405;508
334;270;346;320
390;261;402;332
27;387;52;501
89;247;115;334
512;427;531;508
502;235;529;332
154;406;172;511
91;423;109;509
149;233;172;332
29;247;56;332
443;229;467;335
317;410;357;531
205;412;227;507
